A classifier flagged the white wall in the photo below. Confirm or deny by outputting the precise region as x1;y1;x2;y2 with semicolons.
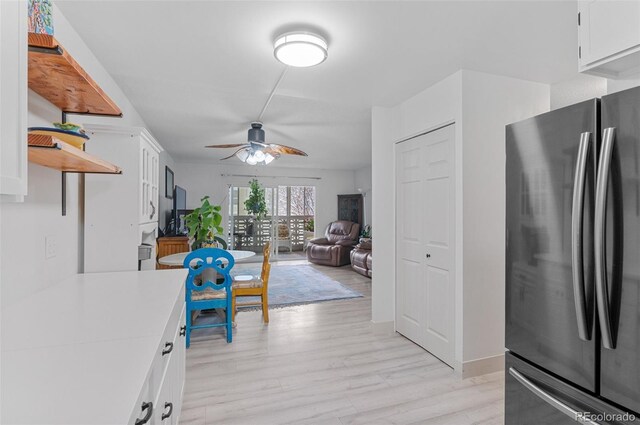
550;74;607;110
354;165;372;228
607;72;640;94
549;71;640;109
0;3;169;309
172;162;357;241
459;71;549;362
372;69;549;368
371;72;462;328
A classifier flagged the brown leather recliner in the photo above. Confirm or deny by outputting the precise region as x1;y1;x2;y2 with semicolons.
350;238;372;278
306;221;360;266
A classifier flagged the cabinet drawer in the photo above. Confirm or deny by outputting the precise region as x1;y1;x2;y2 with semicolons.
155;305;185;425
130;378;156;425
148;289;185;403
155;371;175;424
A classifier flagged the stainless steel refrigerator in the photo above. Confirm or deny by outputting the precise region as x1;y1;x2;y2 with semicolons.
505;85;640;424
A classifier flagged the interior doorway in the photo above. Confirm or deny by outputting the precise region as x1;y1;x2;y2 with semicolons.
228;185;316;260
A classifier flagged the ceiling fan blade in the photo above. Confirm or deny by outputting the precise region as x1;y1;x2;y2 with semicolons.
266;144;308;156
205;143;248;148
220;147;247;160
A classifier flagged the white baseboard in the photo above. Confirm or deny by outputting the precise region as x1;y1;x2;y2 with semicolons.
457;353;505;379
371;320;395;335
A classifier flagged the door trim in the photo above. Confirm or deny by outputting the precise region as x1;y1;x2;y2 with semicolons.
395;120;455;146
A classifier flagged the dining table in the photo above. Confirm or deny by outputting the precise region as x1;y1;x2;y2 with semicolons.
158;249;256;267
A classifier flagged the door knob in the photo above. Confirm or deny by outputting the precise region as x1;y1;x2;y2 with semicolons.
426;254;431;258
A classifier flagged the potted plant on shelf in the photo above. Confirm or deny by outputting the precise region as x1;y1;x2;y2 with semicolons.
184;196;224;251
244;179;268;236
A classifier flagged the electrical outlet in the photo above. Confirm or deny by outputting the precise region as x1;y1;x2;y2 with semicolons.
45;235;57;259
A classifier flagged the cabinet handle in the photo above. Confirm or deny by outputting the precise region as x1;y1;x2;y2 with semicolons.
162;342;174;356
161;402;174;421
134;402;153;425
426;253;431;258
150;201;156;220
180;325;186;337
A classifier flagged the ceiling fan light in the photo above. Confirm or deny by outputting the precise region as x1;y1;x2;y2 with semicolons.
236;149;250;162
264;153;275;164
274;32;328;67
253;150;266;162
246;154;258;165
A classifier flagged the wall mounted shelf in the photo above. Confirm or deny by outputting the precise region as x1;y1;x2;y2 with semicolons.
28;33;122;117
28;134;121;174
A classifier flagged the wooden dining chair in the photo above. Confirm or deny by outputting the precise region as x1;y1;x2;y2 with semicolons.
183;248;235;346
231;242;271;323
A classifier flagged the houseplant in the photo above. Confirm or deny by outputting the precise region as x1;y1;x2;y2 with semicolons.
244;179;267;220
244;179;268;235
304;218;314;232
184;196;224;250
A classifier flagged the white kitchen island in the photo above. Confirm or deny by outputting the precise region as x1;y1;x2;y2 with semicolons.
1;269;187;425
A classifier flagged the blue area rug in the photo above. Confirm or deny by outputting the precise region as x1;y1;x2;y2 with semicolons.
232;264;363;309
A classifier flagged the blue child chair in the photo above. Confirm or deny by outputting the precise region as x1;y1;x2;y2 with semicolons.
183;248;235;346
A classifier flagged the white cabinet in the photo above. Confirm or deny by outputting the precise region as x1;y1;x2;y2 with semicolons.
0;0;28;199
578;0;640;77
134;302;186;425
140;139;160;224
84;125;163;272
151;306;186;425
1;269;187;425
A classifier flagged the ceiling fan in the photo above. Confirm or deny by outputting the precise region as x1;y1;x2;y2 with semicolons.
205;121;307;165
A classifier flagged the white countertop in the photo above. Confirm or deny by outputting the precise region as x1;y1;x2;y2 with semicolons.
1;269;187;425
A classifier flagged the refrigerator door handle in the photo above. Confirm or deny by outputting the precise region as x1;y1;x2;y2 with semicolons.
571;132;592;341
508;368;602;425
595;127;616;350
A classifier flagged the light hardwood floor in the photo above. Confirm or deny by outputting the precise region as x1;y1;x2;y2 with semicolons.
181;262;505;425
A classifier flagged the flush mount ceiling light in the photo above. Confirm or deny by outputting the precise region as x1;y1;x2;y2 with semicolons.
274;32;328;67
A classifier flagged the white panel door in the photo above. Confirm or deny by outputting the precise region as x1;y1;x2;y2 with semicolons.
396;124;455;367
395;141;424;344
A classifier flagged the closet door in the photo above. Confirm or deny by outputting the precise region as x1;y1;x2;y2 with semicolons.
395;124;456;366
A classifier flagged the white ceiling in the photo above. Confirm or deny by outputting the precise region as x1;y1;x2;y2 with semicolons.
57;1;579;170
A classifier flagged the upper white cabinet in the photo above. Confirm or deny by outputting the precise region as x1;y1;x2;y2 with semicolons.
578;0;640;77
140;138;160;224
84;125;163;273
0;0;28;199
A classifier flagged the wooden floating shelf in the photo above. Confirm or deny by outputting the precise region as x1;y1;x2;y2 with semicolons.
28;33;123;117
28;134;121;174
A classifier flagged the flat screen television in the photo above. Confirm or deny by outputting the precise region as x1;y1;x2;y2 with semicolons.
172;186;187;235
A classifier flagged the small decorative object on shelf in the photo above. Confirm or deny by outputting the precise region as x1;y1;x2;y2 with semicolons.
28;0;53;35
28;126;89;149
52;121;84;133
184;196;224;250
